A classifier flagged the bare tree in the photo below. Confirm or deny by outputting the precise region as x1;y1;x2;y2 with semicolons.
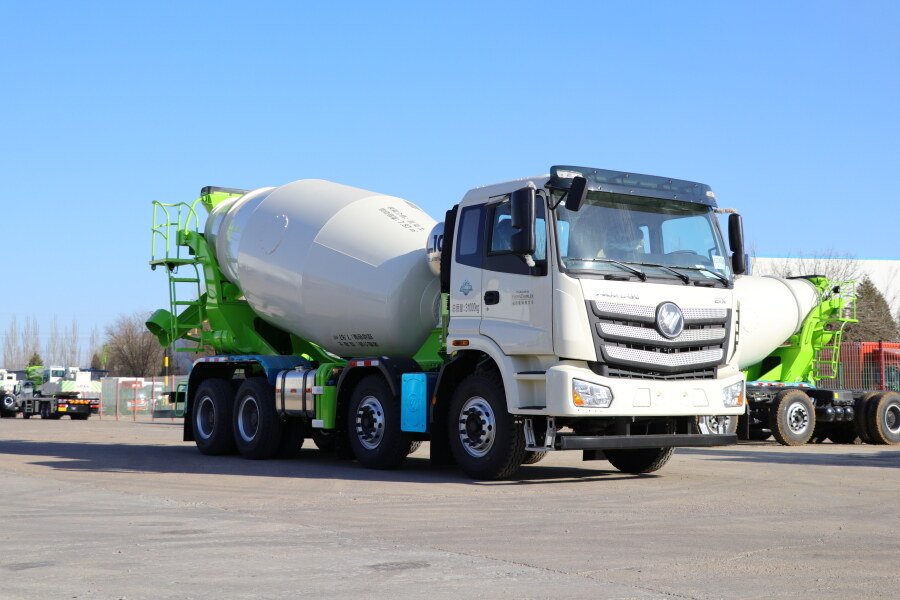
45;316;64;366
105;311;165;377
22;317;41;367
64;319;80;367
751;249;862;282
3;315;22;369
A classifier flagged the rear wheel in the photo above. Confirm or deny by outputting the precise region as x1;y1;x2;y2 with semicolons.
347;374;411;469
867;391;900;445
233;377;283;459
448;372;525;480
770;389;815;446
855;392;879;444
606;447;675;474
193;378;235;456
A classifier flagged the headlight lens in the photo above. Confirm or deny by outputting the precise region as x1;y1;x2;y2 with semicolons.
723;381;745;407
573;379;613;408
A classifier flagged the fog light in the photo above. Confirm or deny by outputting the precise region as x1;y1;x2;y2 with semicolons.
573;379;613;408
723;381;744;407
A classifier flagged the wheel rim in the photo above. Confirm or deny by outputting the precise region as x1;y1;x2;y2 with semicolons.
786;401;810;434
886;404;900;434
699;415;732;434
236;395;260;442
195;395;216;440
354;395;385;450
458;396;496;458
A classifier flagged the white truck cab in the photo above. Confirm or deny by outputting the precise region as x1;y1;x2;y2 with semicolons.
444;166;746;431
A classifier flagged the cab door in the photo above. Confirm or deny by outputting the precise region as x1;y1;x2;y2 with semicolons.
479;196;553;355
448;203;485;336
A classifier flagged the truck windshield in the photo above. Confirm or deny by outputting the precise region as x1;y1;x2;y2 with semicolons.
554;191;732;280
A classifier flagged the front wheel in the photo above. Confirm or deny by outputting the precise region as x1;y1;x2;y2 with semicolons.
347;374;411;469
696;414;738;435
770;389;815;446
448;372;525;480
193;378;236;456
605;447;675;474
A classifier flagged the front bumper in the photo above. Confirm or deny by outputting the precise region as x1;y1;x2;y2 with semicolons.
542;362;745;418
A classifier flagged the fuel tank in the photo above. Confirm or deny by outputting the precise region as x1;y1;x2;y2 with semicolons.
731;275;821;369
204;179;440;358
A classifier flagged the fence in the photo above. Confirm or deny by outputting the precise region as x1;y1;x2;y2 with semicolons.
96;376;188;421
817;342;900;391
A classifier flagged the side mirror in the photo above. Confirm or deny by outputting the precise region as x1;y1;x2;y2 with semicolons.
728;213;747;275
509;186;536;255
564;176;588;211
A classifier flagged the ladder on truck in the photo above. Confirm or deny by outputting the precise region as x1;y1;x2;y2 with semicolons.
810;281;857;384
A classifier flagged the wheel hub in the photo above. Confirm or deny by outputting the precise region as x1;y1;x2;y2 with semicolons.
458;397;496;458
195;396;216;440
237;396;260;442
787;402;810;433
886;404;900;434
355;396;385;450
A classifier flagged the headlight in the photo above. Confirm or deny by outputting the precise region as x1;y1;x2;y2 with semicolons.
723;381;745;408
573;379;613;408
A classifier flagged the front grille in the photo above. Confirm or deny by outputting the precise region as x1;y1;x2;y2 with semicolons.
594;364;718;380
588;299;731;376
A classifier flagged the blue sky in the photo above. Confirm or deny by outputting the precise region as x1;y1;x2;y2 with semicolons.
1;0;898;357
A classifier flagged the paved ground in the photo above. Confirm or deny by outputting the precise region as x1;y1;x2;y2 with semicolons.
0;418;897;600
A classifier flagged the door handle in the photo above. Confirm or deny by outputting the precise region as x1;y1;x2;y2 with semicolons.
484;291;500;305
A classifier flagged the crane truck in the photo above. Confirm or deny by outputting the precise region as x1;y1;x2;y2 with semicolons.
148;166;819;479
16;366;101;420
739;277;900;446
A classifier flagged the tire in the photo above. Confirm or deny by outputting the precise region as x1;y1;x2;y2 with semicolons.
606;447;675;474
696;414;738;435
193;378;236;456
1;394;16;417
21;411;31;419
854;392;878;444
522;450;549;465
770;389;815;446
40;403;51;419
826;422;860;444
311;428;336;452
407;440;424;456
866;391;900;445
346;374;411;469
233;377;283;460
277;416;306;458
448;371;525;480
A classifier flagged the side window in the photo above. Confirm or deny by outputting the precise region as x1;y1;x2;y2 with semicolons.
455;205;483;268
483;198;547;275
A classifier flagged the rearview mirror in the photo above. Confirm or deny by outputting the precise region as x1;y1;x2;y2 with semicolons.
564;176;588;211
509;186;536;255
728;213;747;275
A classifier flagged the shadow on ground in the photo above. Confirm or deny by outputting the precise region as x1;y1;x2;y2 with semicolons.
0;438;645;484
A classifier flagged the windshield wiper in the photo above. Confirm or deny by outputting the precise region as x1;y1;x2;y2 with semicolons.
635;263;691;284
568;258;646;281
663;265;730;287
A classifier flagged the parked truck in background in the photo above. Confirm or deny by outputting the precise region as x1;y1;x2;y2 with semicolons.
17;366;101;420
148;166;822;479
739;277;900;446
0;369;21;417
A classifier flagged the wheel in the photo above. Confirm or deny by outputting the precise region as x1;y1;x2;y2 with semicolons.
277;416;306;458
696;414;738;435
193;378;236;456
40;403;51;419
1;394;16;417
522;450;549;465
347;374;411;469
826;422;860;444
233;377;283;459
21;411;31;419
407;440;424;456
866;391;900;445
447;371;525;480
311;428;336;452
606;447;675;474
854;392;879;444
770;389;815;446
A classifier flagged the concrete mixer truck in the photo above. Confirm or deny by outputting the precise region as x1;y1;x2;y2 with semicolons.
147;166;819;479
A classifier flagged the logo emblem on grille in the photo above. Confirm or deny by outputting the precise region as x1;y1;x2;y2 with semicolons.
656;302;684;339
